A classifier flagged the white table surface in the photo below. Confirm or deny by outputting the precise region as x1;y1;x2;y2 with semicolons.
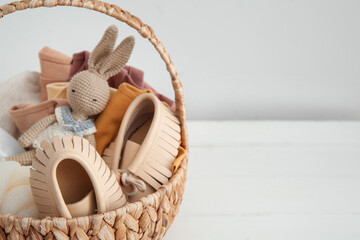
164;121;360;240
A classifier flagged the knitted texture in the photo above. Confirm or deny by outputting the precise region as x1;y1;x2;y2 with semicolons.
67;25;135;121
32;106;97;149
56;106;95;134
98;36;135;78
4;150;36;166
17;115;56;148
89;26;135;79
67;71;110;121
85;134;96;147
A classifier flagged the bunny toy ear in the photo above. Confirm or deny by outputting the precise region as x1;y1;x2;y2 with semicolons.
97;35;135;79
88;25;119;73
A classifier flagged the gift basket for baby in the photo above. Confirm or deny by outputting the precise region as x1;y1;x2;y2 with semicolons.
0;0;188;239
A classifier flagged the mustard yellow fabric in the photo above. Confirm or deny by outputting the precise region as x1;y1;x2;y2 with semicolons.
46;82;117;101
172;146;187;174
46;83;67;100
95;83;151;155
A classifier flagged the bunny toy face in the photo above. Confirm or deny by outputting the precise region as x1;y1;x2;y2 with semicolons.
66;25;135;121
67;71;110;121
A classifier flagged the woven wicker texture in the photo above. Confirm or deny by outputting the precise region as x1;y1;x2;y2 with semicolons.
0;1;188;239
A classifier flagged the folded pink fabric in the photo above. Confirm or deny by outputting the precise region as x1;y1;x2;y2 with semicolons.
68;51;174;107
39;47;72;101
9;99;68;134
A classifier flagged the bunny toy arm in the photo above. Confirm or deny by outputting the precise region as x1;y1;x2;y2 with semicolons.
3;115;56;166
18;114;56;148
3;149;36;166
18;112;96;148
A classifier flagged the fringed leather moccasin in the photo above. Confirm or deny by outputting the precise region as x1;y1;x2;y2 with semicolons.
103;93;181;201
30;136;126;218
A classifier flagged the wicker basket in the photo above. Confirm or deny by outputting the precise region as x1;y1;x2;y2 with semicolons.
0;1;188;239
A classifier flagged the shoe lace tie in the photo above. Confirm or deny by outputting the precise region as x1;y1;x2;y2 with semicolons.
117;169;147;196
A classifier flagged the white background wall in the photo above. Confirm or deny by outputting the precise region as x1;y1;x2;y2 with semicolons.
1;0;360;120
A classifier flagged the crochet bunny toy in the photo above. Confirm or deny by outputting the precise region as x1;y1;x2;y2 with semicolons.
5;25;135;165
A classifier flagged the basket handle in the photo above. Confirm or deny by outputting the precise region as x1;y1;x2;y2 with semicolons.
0;0;188;149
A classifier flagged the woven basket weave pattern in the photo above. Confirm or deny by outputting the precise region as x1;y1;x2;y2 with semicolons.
0;1;188;239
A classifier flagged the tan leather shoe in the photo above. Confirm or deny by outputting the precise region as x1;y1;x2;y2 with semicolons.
30;136;126;219
103;93;181;202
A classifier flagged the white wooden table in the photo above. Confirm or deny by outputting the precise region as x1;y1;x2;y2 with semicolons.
165;121;360;240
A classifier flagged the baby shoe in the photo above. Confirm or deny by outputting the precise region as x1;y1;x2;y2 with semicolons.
30;136;126;219
102;93;181;202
